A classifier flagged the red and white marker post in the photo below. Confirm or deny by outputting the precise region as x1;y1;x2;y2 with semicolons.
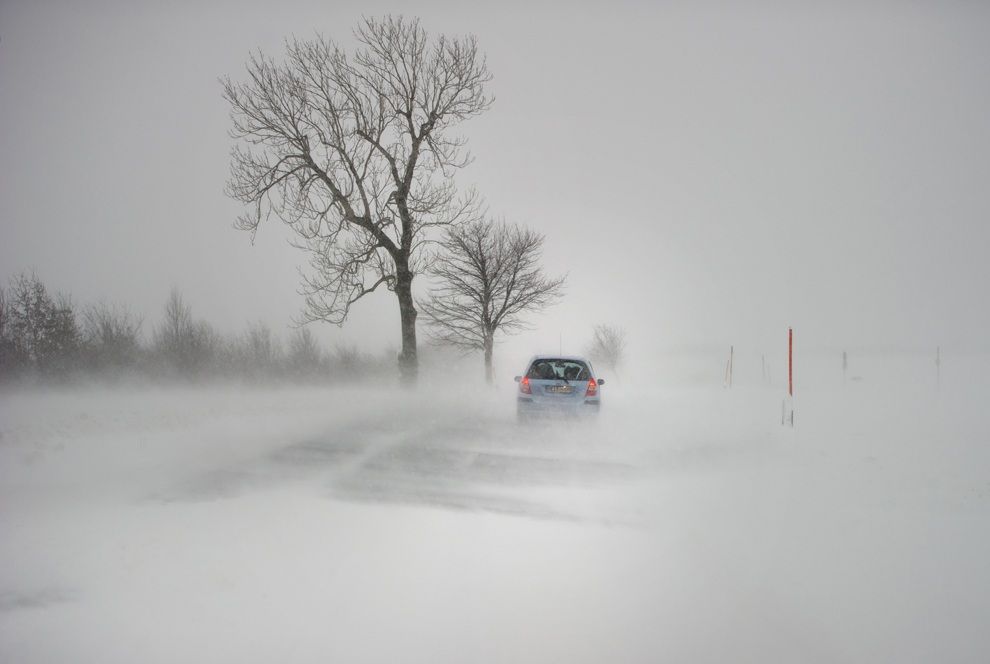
783;327;794;427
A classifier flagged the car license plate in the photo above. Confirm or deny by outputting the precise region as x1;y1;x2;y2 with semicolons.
547;385;573;394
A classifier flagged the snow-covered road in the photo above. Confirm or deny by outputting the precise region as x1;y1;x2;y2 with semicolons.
1;367;988;662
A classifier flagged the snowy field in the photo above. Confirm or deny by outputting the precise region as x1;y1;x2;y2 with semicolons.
1;354;989;663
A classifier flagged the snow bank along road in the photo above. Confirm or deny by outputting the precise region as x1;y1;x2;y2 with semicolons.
1;371;988;663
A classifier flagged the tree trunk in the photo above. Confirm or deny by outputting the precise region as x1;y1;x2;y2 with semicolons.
483;334;494;385
394;266;418;386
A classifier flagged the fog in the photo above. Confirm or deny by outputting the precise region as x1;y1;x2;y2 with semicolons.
2;358;989;662
2;1;990;662
2;1;989;359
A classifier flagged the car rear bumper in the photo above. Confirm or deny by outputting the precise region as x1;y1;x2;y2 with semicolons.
517;397;600;418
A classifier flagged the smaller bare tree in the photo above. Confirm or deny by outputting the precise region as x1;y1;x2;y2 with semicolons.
333;343;364;378
419;220;565;384
243;321;283;379
82;302;143;370
7;272;81;375
586;324;626;377
0;286;20;376
154;288;193;362
153;288;221;377
287;327;324;379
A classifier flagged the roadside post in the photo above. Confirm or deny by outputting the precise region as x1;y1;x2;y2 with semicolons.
782;328;794;427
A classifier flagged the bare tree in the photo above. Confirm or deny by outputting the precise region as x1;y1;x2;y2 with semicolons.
222;16;492;384
586;324;626;377
153;288;193;369
419;220;565;384
332;343;363;378
287;327;325;379
6;272;81;375
190;321;223;375
82;301;143;370
243;321;283;379
0;287;16;376
153;288;220;376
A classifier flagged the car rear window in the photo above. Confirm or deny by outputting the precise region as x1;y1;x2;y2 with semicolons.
526;359;591;381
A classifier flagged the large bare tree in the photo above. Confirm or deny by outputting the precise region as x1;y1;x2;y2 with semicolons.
222;16;492;384
419;220;565;384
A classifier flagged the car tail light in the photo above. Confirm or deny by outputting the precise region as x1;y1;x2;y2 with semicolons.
519;376;532;394
585;378;598;397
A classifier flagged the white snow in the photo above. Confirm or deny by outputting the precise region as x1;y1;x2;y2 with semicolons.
1;354;988;662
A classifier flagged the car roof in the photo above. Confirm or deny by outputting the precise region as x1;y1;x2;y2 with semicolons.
526;355;592;364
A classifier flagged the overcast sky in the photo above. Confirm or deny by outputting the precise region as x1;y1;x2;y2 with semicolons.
1;0;988;366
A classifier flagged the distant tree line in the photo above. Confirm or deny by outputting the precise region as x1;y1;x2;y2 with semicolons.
0;272;391;384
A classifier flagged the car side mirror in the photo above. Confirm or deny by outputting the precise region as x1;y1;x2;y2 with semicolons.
597;378;605;385
514;376;521;382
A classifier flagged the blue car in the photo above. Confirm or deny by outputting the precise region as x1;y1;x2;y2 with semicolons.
514;355;604;420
